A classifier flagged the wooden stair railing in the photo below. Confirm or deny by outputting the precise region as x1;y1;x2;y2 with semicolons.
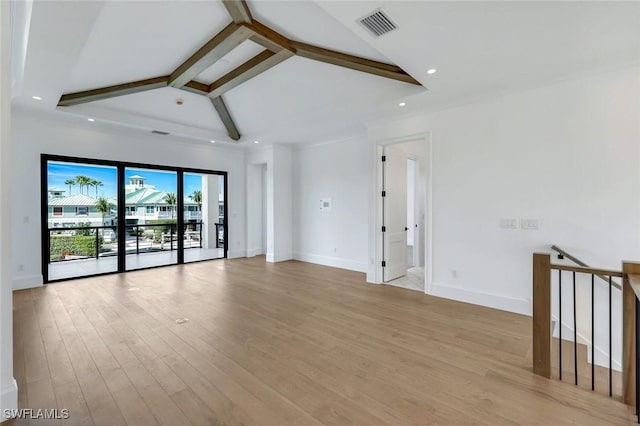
533;253;640;421
551;245;622;290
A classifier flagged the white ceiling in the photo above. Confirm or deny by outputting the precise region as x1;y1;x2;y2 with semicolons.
11;1;640;147
196;40;266;84
318;1;640;116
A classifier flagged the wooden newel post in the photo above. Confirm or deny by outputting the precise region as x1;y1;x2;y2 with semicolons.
622;261;640;405
533;253;552;378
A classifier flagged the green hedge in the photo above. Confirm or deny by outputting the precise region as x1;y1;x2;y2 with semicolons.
146;219;177;243
50;235;102;261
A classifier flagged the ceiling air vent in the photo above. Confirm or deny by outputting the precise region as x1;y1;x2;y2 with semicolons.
151;130;170;135
358;8;398;38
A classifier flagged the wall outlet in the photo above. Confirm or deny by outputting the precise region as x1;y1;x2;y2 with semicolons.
500;218;517;229
521;219;540;230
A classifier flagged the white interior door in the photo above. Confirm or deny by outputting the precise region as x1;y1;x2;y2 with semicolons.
383;148;407;282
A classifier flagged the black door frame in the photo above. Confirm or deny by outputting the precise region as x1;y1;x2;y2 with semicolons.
41;154;228;283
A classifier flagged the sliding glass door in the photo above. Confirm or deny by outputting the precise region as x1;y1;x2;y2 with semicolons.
183;172;226;263
45;160;119;281
42;155;227;283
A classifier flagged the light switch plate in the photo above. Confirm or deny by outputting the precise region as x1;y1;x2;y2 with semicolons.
500;218;517;229
521;219;540;230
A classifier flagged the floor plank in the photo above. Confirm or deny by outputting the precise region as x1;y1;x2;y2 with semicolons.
12;257;635;425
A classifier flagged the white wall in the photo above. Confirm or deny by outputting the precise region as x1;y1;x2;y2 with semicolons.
11;108;247;289
1;0;18;417
369;65;640;315
245;163;266;257
293;136;369;272
272;145;293;262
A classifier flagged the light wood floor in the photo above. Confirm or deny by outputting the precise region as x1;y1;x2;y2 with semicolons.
10;257;635;425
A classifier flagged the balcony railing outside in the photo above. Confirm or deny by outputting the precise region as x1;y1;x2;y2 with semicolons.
49;225;118;262
48;221;212;263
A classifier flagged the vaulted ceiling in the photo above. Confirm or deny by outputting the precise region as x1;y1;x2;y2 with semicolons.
11;1;640;146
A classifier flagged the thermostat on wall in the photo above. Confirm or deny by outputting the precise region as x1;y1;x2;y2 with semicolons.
320;198;332;212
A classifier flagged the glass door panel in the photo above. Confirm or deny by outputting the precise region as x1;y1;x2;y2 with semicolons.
183;172;225;263
46;160;118;281
124;167;178;270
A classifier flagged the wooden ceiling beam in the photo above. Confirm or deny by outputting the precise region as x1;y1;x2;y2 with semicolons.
222;0;252;24
182;80;210;95
57;76;170;107
239;20;420;85
169;23;254;88
210;96;241;141
289;40;421;85
208;49;293;98
242;20;293;53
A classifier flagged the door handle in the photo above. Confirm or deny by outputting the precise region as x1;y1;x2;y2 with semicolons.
405;227;408;231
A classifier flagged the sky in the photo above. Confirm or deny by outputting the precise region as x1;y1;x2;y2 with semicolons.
48;162;223;200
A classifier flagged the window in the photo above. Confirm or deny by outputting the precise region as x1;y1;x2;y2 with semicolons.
76;207;88;216
146;206;154;214
53;207;63;216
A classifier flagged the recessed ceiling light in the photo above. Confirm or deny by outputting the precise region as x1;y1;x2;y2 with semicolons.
31;96;42;100
210;140;215;144
398;102;406;107
427;68;437;74
254;141;260;144
87;118;95;122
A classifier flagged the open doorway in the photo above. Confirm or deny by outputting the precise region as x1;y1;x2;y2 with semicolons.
381;141;427;292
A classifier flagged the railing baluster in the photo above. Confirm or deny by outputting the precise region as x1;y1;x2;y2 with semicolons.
136;225;139;255
636;296;639;421
573;271;578;385
559;269;563;381
591;274;595;391
95;228;99;259
610;275;612;397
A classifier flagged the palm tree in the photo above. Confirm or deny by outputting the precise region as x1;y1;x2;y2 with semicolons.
64;179;76;195
189;190;202;211
92;180;103;197
95;197;112;224
75;175;92;195
164;192;177;219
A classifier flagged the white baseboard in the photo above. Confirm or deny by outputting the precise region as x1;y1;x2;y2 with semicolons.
13;274;43;290
1;379;18;420
431;281;530;316
246;248;265;257
293;252;368;273
227;250;245;259
266;252;293;263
